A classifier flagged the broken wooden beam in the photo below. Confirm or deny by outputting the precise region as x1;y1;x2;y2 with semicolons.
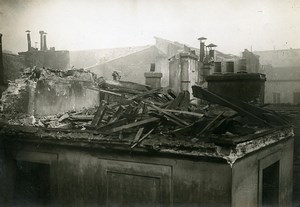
167;91;185;109
131;127;156;149
197;112;224;136
87;87;123;97
148;104;189;126
128;88;162;101
96;118;128;132
106;117;160;133
192;86;272;127
69;115;94;121
108;105;125;124
90;101;108;127
159;109;204;118
133;127;144;143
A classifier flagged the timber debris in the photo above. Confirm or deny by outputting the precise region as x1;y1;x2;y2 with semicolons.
0;67;290;149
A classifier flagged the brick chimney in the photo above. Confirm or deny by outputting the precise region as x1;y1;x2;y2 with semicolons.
144;63;162;89
206;72;266;103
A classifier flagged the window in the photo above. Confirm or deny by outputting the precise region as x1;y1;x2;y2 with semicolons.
13;161;51;206
273;93;281;104
294;92;300;105
262;161;280;207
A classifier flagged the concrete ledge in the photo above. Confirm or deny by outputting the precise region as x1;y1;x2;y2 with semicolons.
144;72;163;78
206;73;266;81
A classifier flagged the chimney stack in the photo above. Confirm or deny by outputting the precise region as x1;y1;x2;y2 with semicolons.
198;37;207;62
26;30;31;51
0;33;4;85
238;59;247;73
145;63;162;89
39;30;44;51
43;32;48;51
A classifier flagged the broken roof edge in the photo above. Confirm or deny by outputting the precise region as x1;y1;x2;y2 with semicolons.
0;122;293;165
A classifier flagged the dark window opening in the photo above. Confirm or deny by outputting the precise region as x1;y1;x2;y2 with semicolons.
262;161;279;207
272;93;281;104
13;160;51;207
294;92;300;105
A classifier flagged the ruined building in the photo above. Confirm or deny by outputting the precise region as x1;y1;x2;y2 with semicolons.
0;34;295;206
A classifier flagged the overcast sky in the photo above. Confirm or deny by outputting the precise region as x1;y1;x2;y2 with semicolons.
0;0;300;55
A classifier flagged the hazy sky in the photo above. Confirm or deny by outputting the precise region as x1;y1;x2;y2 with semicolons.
0;0;300;55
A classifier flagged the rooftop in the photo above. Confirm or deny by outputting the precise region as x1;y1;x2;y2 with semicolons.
0;67;292;165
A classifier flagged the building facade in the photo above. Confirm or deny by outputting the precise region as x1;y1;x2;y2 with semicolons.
255;49;300;104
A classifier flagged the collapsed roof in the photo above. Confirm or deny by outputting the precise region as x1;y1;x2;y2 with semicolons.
0;66;292;165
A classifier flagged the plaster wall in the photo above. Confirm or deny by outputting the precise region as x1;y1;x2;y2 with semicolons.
0;142;231;207
232;138;294;207
264;81;300;104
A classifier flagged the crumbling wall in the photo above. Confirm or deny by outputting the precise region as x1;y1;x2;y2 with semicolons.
35;79;99;115
0;78;35;114
0;67;99;116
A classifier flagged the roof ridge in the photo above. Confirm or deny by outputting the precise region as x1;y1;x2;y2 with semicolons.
85;45;154;70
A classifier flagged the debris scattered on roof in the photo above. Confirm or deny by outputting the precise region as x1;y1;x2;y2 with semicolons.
0;68;291;151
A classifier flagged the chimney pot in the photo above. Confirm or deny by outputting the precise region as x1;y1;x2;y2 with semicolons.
43;32;48;51
26;30;31;51
39;30;44;51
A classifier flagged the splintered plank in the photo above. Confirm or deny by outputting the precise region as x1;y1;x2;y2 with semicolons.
167;91;185;109
108;105;126;124
192;86;272;127
196;112;224;136
131;127;156;149
133;127;144;143
160;109;204;118
69;115;94;121
90;101;108;127
128;88;162;101
106;117;160;133
148;104;189;126
167;89;177;99
87;87;123;97
96;118;128;132
179;91;190;111
171;118;205;135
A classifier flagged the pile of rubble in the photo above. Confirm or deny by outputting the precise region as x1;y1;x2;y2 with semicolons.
0;66;290;149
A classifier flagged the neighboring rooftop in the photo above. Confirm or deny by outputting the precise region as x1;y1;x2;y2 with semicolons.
70;37;239;69
261;66;300;81
254;48;300;68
